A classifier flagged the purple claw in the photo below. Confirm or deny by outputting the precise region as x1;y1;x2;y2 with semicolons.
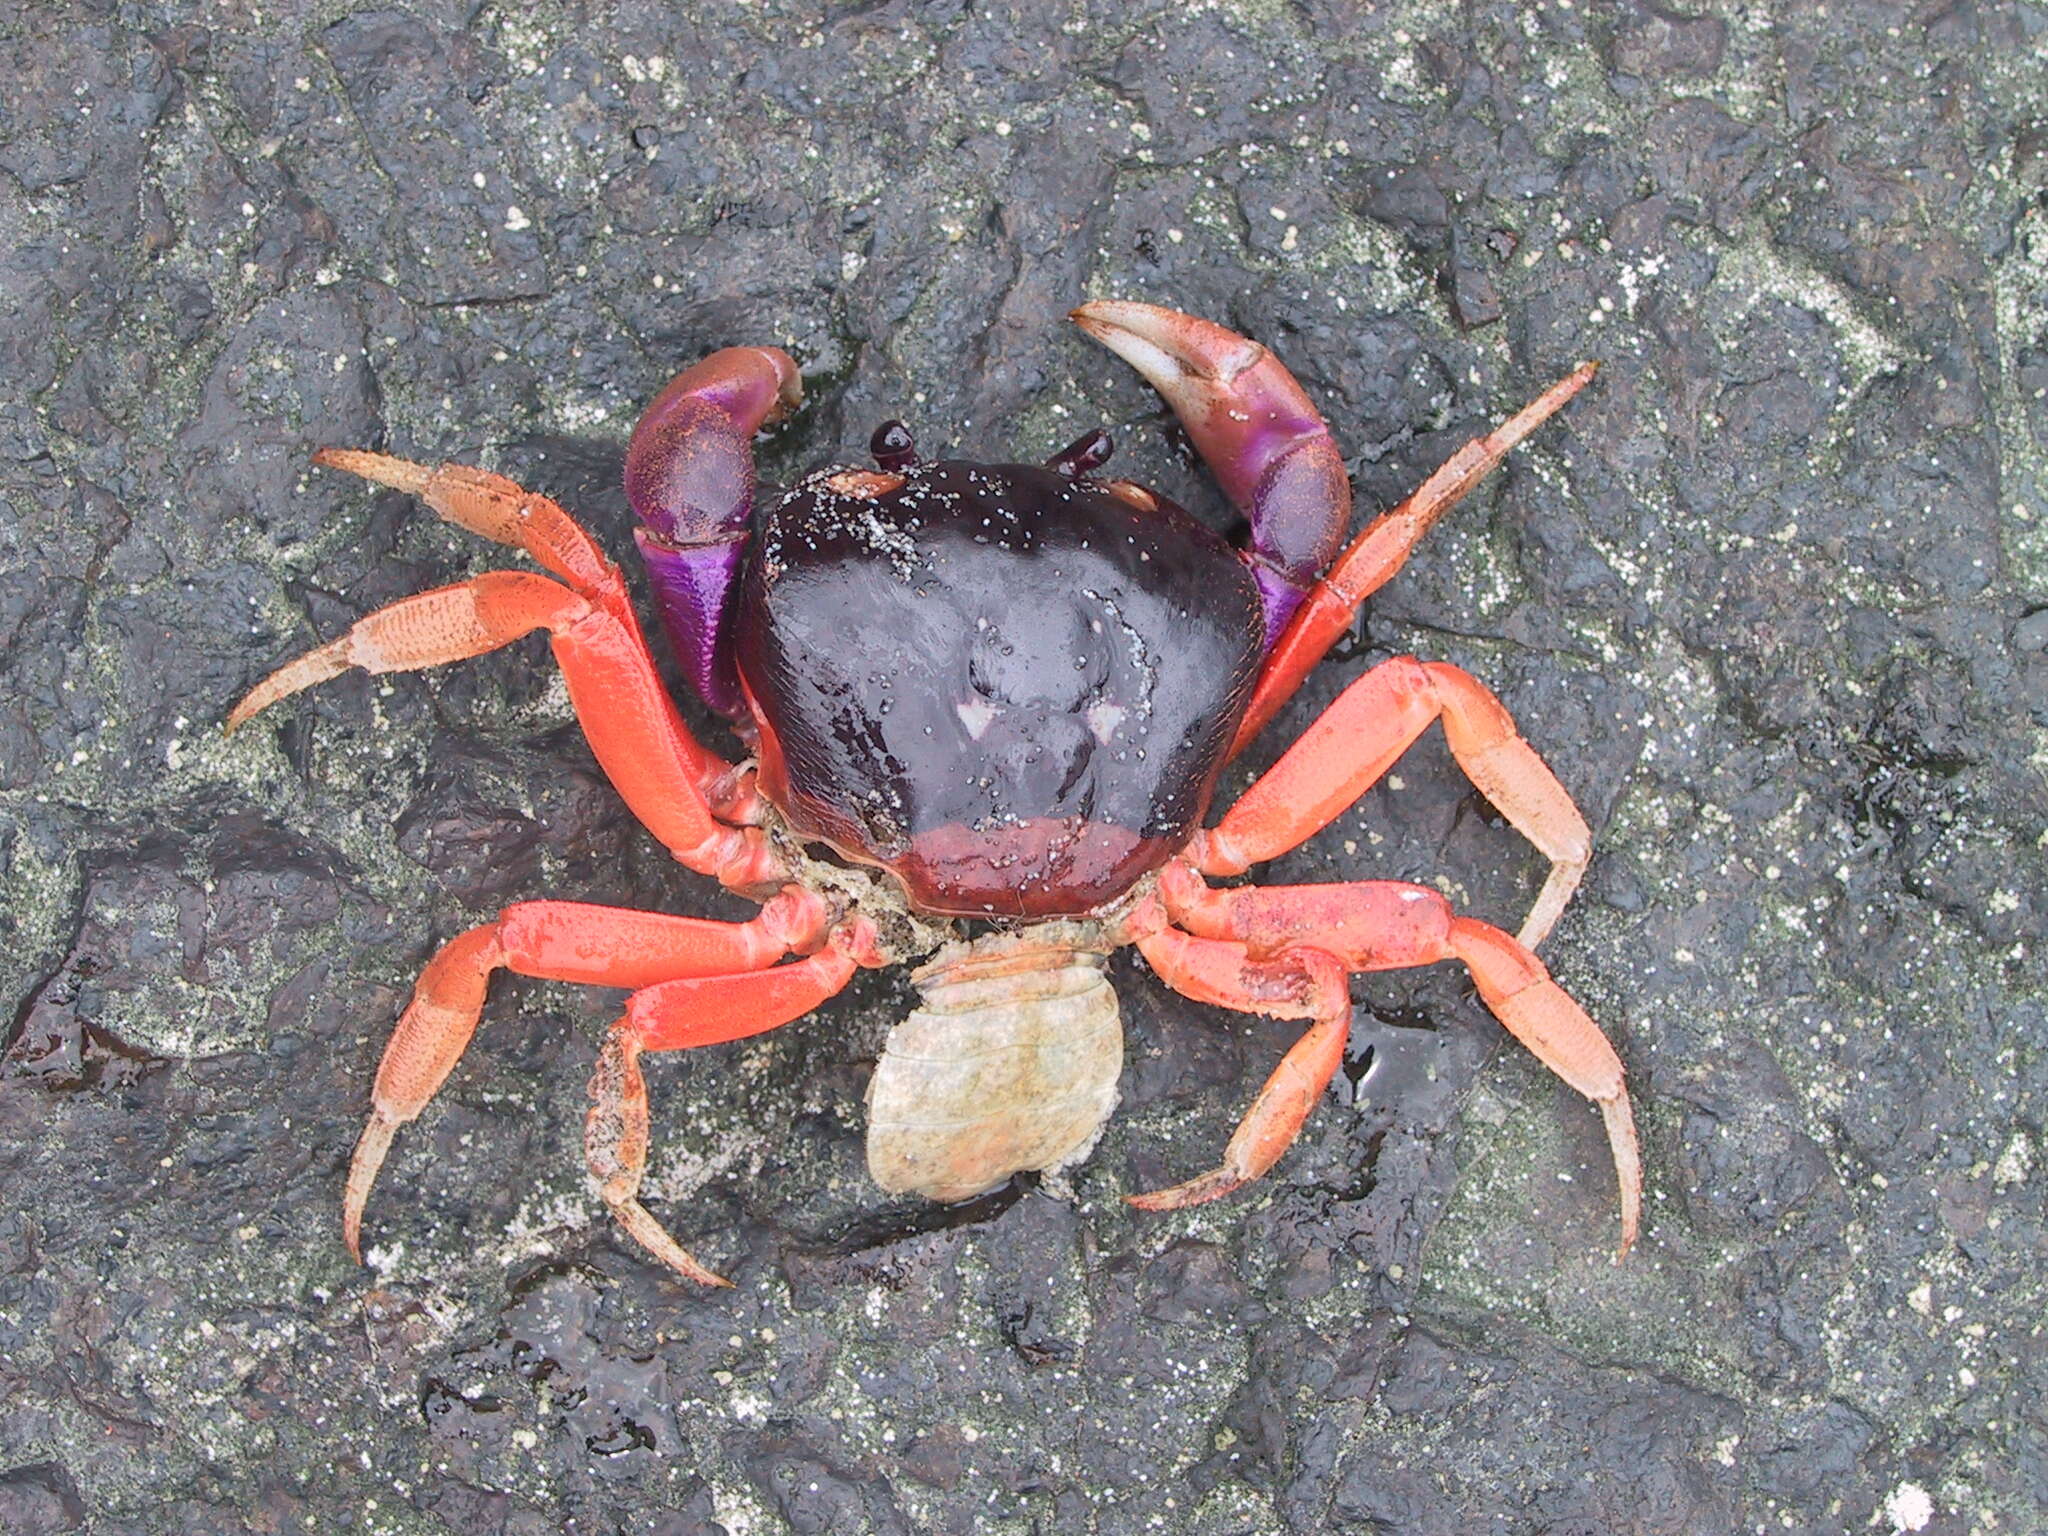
625;346;802;716
1071;301;1351;646
631;535;750;716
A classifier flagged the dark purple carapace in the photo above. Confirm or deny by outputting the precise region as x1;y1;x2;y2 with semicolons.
734;457;1264;917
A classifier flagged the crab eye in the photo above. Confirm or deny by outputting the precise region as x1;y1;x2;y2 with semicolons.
1045;427;1114;478
870;420;918;471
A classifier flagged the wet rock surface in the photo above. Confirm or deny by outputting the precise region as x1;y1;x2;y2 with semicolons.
3;2;2043;1532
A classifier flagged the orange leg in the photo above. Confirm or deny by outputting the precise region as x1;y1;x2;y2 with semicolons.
344;890;832;1263
585;921;879;1285
1124;912;1352;1210
1234;362;1598;752
1197;656;1590;949
1154;867;1640;1260
227;453;778;885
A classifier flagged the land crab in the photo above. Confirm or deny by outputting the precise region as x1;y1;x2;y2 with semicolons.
229;302;1638;1284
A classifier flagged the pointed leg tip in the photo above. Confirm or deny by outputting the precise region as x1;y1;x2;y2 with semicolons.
1126;1165;1247;1212
344;1113;398;1265
651;1245;733;1289
314;447;433;495
227;639;353;733
311;445;384;479
226;678;284;735
1557;360;1600;402
1612;1209;1640;1264
645;1230;734;1288
1599;1094;1643;1265
225;671;300;732
607;1195;731;1287
343;1191;368;1264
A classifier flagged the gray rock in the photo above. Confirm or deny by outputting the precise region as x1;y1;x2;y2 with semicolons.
3;2;2042;1533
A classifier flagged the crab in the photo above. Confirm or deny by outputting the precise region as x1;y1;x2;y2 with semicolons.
228;302;1637;1285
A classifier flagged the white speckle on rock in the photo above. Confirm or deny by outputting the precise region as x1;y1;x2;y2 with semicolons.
504;205;531;232
1881;1481;1932;1531
1993;1131;2032;1189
